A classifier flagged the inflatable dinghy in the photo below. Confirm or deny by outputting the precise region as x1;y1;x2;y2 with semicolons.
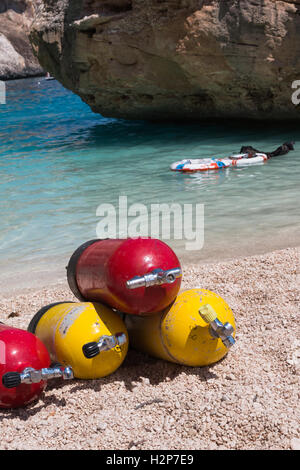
170;153;268;172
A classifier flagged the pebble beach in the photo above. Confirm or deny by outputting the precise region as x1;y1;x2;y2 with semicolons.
0;246;299;450
1;3;300;454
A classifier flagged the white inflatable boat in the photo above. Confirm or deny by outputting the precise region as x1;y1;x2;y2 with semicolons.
170;153;268;172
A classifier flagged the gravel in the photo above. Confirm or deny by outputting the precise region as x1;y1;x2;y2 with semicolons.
0;246;299;450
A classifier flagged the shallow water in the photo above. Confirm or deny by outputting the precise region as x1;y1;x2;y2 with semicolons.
0;77;300;291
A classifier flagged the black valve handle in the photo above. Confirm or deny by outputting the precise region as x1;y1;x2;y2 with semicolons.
2;372;21;389
82;342;99;359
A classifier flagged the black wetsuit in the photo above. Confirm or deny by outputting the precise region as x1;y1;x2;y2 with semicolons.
240;142;295;159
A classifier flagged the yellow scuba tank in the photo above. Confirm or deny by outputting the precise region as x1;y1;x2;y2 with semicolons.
28;302;129;379
125;289;236;367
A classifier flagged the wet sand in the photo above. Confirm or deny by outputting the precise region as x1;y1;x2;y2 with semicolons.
0;246;299;450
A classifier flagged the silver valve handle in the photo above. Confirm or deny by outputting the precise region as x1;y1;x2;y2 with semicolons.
98;332;127;352
82;332;127;359
126;267;182;289
199;304;235;349
2;365;74;389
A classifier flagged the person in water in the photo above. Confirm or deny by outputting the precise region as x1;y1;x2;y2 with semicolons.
239;142;295;159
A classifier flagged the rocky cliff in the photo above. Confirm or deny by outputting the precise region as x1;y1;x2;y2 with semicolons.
0;0;44;79
30;0;300;120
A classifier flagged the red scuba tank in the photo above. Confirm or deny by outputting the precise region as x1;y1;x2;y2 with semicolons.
0;323;73;409
67;238;182;315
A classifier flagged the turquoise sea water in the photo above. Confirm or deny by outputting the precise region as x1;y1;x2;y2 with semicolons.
1;77;300;291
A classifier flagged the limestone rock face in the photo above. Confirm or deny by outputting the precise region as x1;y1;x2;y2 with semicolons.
0;0;44;79
30;0;300;120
